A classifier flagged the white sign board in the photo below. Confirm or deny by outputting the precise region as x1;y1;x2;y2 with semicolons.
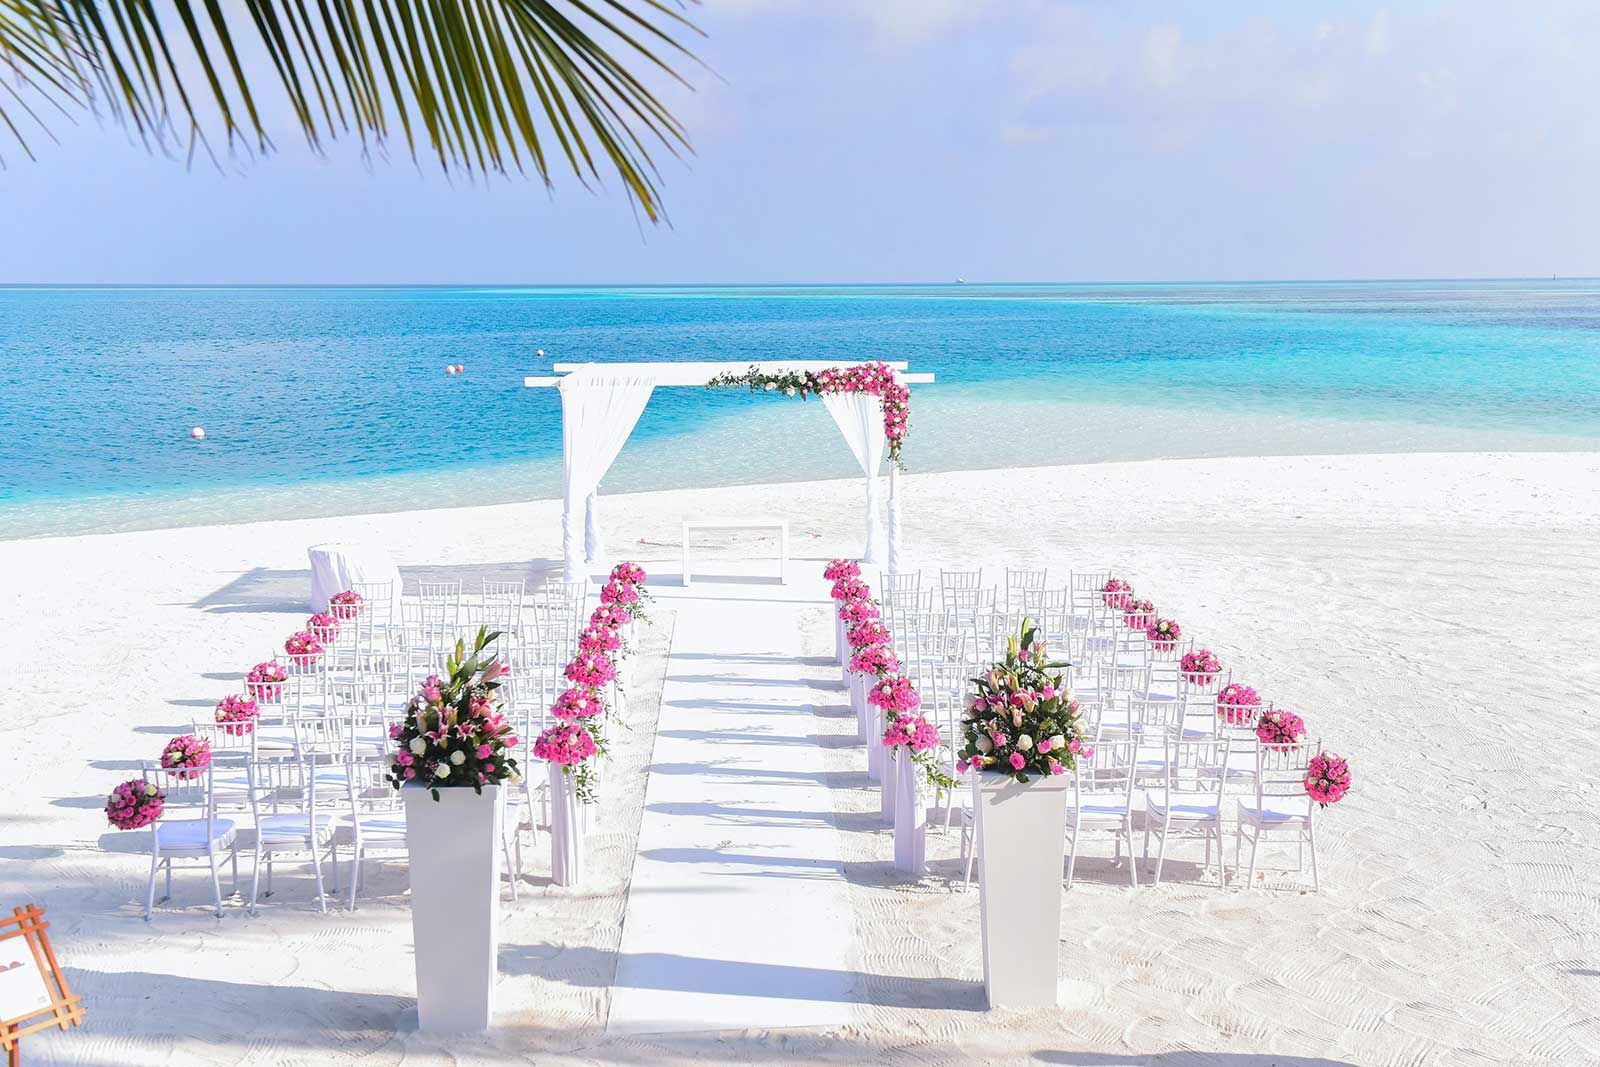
0;943;53;1025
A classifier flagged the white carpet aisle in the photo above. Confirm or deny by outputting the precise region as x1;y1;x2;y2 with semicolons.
607;576;856;1035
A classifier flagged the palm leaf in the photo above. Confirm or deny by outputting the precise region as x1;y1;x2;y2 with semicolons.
0;0;699;219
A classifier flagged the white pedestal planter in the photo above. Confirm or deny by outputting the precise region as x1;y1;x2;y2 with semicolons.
849;673;867;744
403;783;503;1032
835;615;847;667
893;757;926;875
973;771;1070;1010
879;741;898;826
866;699;884;783
548;762;585;888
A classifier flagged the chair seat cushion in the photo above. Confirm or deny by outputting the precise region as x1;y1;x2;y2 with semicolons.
1067;803;1129;823
340;813;407;838
154;818;236;851
1236;801;1310;826
258;812;338;845
1148;799;1220;821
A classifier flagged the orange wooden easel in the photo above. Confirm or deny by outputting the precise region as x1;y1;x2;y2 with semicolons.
0;905;84;1066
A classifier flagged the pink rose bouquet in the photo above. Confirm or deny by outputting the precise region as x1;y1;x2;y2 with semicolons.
329;589;364;619
284;629;324;666
838;597;879;624
709;361;912;467
1124;598;1156;629
846;619;892;649
160;734;212;780
830;575;869;602
610;561;647;585
1146;617;1181;651
1180;648;1222;685
849;644;900;676
551;686;604;722
1215;683;1262;726
1255;707;1307;746
246;660;288;702
566;650;618;689
534;722;598;766
106;779;164;830
867;674;921;714
882;713;940;753
823;558;860;582
306;611;340;643
579;624;621;655
958;618;1086;783
214;694;259;736
600;578;640;607
590;603;631;631
387;626;520;798
1305;751;1352;806
1101;578;1133;609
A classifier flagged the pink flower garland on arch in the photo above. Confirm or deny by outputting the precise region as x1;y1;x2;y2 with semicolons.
706;360;912;468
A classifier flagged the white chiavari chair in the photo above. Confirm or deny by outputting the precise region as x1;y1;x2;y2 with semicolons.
1004;567;1048;615
1236;739;1320;891
336;753;406;910
1065;732;1138;888
244;753;340;914
1143;735;1232;886
140;760;239;920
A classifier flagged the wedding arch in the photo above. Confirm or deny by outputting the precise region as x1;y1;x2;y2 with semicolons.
523;361;935;580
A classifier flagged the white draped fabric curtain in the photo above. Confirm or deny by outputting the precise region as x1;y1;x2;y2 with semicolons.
559;372;657;579
821;391;888;566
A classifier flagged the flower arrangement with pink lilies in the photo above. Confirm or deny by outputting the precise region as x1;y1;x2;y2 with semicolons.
386;626;520;800
958;618;1087;782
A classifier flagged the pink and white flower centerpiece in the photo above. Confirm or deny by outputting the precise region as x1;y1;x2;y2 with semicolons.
160;734;212;780
283;630;324;667
388;626;520;1032
1215;683;1262;726
214;694;259;736
329;589;364;620
105;779;164;830
246;660;287;703
707;361;913;468
1123;598;1156;630
823;558;860;582
958;618;1084;1009
1305;751;1352;806
1101;578;1133;610
1145;617;1181;654
849;644;900;677
881;709;952;875
306;611;340;644
1255;707;1307;747
1180;648;1222;687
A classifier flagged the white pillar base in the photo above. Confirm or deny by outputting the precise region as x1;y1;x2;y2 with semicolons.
974;771;1070;1010
548;763;584;888
880;742;898;826
893;759;926;875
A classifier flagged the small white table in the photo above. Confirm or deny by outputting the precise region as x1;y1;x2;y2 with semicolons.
306;542;403;612
681;518;789;586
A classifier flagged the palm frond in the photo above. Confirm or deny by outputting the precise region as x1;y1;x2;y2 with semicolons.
0;0;700;219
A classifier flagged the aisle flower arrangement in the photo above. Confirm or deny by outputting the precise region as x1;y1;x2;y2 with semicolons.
1124;598;1156;628
1101;578;1133;609
566;650;618;688
958;619;1086;782
386;626;520;800
839;597;879;625
534;723;600;801
1256;707;1307;747
706;360;913;468
306;611;340;643
823;558;860;581
849;644;900;676
246;660;287;702
868;674;922;715
1305;751;1352;806
831;575;870;602
882;712;955;789
160;734;212;780
551;686;604;722
106;779;164;830
604;562;652;620
329;589;364;619
283;630;324;667
214;694;259;735
1215;683;1262;725
1180;648;1222;686
1146;617;1182;652
847;619;892;649
578;623;621;654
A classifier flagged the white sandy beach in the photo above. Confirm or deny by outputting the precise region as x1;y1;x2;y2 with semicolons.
3;450;1599;1066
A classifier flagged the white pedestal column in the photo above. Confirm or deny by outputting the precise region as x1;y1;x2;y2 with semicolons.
850;673;867;744
866;699;884;783
893;759;926;875
548;763;584;888
835;615;848;667
880;742;898;826
403;783;502;1032
974;771;1070;1010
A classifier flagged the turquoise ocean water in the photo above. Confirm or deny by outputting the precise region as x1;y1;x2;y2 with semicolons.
2;280;1598;539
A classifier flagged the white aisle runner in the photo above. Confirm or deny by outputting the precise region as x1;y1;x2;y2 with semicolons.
607;589;854;1035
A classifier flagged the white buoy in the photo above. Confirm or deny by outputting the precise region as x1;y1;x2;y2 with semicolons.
536;348;546;358
190;426;206;440
446;365;457;375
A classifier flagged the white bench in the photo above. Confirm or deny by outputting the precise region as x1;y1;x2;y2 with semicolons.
681;518;789;586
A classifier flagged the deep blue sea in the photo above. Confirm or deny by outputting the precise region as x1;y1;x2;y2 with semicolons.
2;280;1598;538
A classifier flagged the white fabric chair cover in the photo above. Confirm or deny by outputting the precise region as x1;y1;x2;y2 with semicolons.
821;391;886;565
559;372;656;580
306;542;403;612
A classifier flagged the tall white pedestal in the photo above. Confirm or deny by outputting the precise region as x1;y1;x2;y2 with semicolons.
892;756;926;875
403;783;502;1032
973;771;1069;1010
549;762;585;887
880;741;898;825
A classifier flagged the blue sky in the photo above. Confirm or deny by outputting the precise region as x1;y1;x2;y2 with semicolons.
2;0;1597;284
